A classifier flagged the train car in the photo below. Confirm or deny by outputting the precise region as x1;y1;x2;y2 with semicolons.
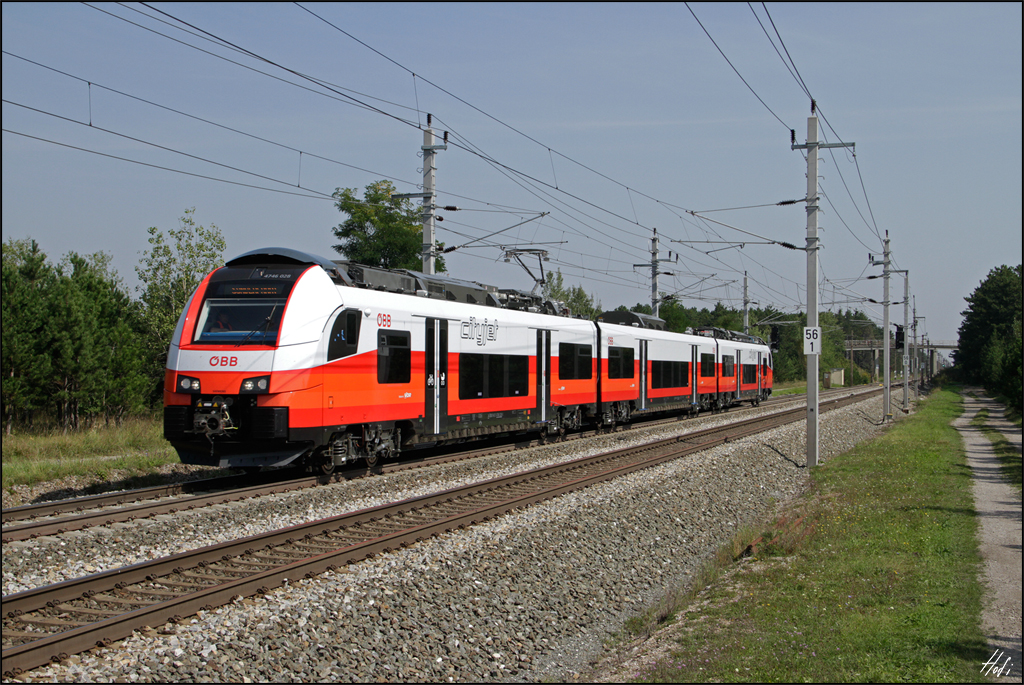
163;247;772;472
594;313;772;420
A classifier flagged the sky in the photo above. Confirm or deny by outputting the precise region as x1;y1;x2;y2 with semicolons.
3;2;1021;348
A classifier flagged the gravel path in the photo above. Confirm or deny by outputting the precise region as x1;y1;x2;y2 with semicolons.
5;393;893;683
954;389;1022;683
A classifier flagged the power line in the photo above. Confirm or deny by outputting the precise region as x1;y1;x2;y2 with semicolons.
2;51;418;186
4;98;339;197
2;128;327;200
685;2;792;131
20;5;875;318
125;2;817;310
753;3;884;248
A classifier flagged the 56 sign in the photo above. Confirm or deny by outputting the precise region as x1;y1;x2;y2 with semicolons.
803;327;822;355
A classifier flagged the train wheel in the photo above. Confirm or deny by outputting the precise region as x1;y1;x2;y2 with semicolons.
365;453;379;469
319;459;335;476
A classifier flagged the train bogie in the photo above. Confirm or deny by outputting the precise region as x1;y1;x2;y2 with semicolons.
163;248;772;471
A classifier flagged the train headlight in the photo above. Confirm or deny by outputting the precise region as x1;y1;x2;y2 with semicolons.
240;375;270;394
177;375;201;394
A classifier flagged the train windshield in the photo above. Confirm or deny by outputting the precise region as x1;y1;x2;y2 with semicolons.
191;265;305;346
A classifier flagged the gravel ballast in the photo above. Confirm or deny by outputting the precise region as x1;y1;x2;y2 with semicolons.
4;392;898;682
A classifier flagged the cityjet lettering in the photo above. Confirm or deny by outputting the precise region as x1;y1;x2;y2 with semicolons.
461;317;499;346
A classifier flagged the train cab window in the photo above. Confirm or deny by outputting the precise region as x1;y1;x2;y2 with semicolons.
652;360;690;389
700;353;716;377
608;346;635;379
193;299;285;346
192;265;303;346
328;310;361;362
378;331;411;384
558;343;593;380
722;355;735;378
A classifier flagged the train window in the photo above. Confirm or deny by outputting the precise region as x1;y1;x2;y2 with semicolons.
722;355;735;378
742;364;758;384
700;353;716;377
608;346;635;379
378;331;411;384
651;360;690;389
558;343;593;380
459;354;529;399
328;310;361;362
193;298;285;346
192;265;306;346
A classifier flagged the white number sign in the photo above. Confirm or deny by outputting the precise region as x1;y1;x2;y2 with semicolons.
803;327;822;355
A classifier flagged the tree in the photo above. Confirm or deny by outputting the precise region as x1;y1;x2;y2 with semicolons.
954;264;1022;387
542;269;600;319
51;252;150;428
2;239;54;432
136;208;226;397
1001;317;1023;412
332;180;445;273
3;241;152;432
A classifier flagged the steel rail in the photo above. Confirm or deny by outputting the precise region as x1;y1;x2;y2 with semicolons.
2;388;879;677
1;385;855;535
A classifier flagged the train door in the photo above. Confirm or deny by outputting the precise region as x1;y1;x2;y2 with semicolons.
757;350;763;397
425;318;448;435
691;345;699;409
736;349;742;403
536;330;551;422
323;307;361;428
639;340;649;410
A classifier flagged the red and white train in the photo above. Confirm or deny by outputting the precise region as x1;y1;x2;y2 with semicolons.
163;248;773;472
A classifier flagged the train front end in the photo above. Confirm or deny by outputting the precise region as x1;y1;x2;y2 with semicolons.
163;249;342;470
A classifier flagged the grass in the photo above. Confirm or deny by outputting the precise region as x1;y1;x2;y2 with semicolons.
1;417;183;492
770;379;808;396
771;378;874;396
613;387;992;683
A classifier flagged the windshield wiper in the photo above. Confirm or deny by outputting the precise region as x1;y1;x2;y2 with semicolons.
236;304;278;347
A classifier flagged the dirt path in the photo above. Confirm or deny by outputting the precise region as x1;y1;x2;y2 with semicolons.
955;389;1022;682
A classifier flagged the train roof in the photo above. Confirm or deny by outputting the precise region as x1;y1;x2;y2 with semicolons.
222;248;565;315
596;310;666;330
226;247;354;286
694;326;767;346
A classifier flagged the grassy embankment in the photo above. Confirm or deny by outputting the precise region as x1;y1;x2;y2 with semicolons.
614;386;993;683
1;417;183;492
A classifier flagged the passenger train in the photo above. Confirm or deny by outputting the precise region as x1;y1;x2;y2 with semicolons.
163;248;773;472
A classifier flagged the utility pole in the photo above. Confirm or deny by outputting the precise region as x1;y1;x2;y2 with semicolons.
421;114;447;274
634;228;673;316
870;234;893;421
743;272;750;334
901;271;909;412
651;229;660;317
792;107;854;467
393;115;448;274
741;272;758;335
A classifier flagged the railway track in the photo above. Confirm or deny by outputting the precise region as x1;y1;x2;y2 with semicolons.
1;387;879;677
1;388;860;542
